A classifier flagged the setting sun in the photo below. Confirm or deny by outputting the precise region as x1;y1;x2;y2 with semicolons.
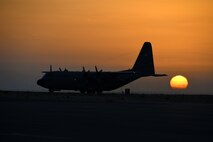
170;75;188;89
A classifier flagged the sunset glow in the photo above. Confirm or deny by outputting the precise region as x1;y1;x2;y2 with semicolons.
0;0;213;93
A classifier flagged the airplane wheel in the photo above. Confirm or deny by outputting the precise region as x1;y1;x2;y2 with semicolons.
96;91;102;94
86;90;95;94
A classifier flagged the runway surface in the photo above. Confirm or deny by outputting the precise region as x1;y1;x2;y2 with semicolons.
1;98;213;142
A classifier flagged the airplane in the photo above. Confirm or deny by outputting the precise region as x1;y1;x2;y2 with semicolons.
37;42;167;93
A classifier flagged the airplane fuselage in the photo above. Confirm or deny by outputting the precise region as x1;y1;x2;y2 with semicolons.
37;70;149;93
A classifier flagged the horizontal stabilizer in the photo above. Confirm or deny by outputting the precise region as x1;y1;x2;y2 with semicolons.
153;74;167;77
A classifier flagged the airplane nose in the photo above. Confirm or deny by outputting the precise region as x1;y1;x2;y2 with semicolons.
37;79;43;86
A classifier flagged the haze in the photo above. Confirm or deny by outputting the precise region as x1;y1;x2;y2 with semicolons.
0;0;213;94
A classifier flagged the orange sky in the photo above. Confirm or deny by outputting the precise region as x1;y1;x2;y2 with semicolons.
0;0;213;93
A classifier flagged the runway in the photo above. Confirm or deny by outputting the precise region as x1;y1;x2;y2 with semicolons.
1;95;213;142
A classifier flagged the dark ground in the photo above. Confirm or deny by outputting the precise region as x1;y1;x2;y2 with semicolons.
0;91;213;142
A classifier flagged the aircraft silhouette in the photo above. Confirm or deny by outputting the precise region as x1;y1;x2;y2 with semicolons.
37;42;167;93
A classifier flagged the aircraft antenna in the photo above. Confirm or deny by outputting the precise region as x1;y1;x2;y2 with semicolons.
50;65;52;72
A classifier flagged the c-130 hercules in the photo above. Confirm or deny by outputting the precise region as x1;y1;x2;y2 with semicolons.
37;42;167;93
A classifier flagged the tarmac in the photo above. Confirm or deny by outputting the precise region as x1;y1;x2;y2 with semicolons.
0;91;213;141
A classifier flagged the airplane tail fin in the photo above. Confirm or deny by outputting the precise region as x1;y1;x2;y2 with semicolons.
132;42;155;75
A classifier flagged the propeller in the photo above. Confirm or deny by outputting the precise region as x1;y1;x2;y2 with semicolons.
95;66;98;72
95;66;103;73
82;66;85;72
50;65;52;72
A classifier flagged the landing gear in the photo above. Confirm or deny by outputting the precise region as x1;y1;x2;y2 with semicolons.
96;90;102;94
86;90;95;94
49;89;54;93
84;90;102;94
80;90;86;94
